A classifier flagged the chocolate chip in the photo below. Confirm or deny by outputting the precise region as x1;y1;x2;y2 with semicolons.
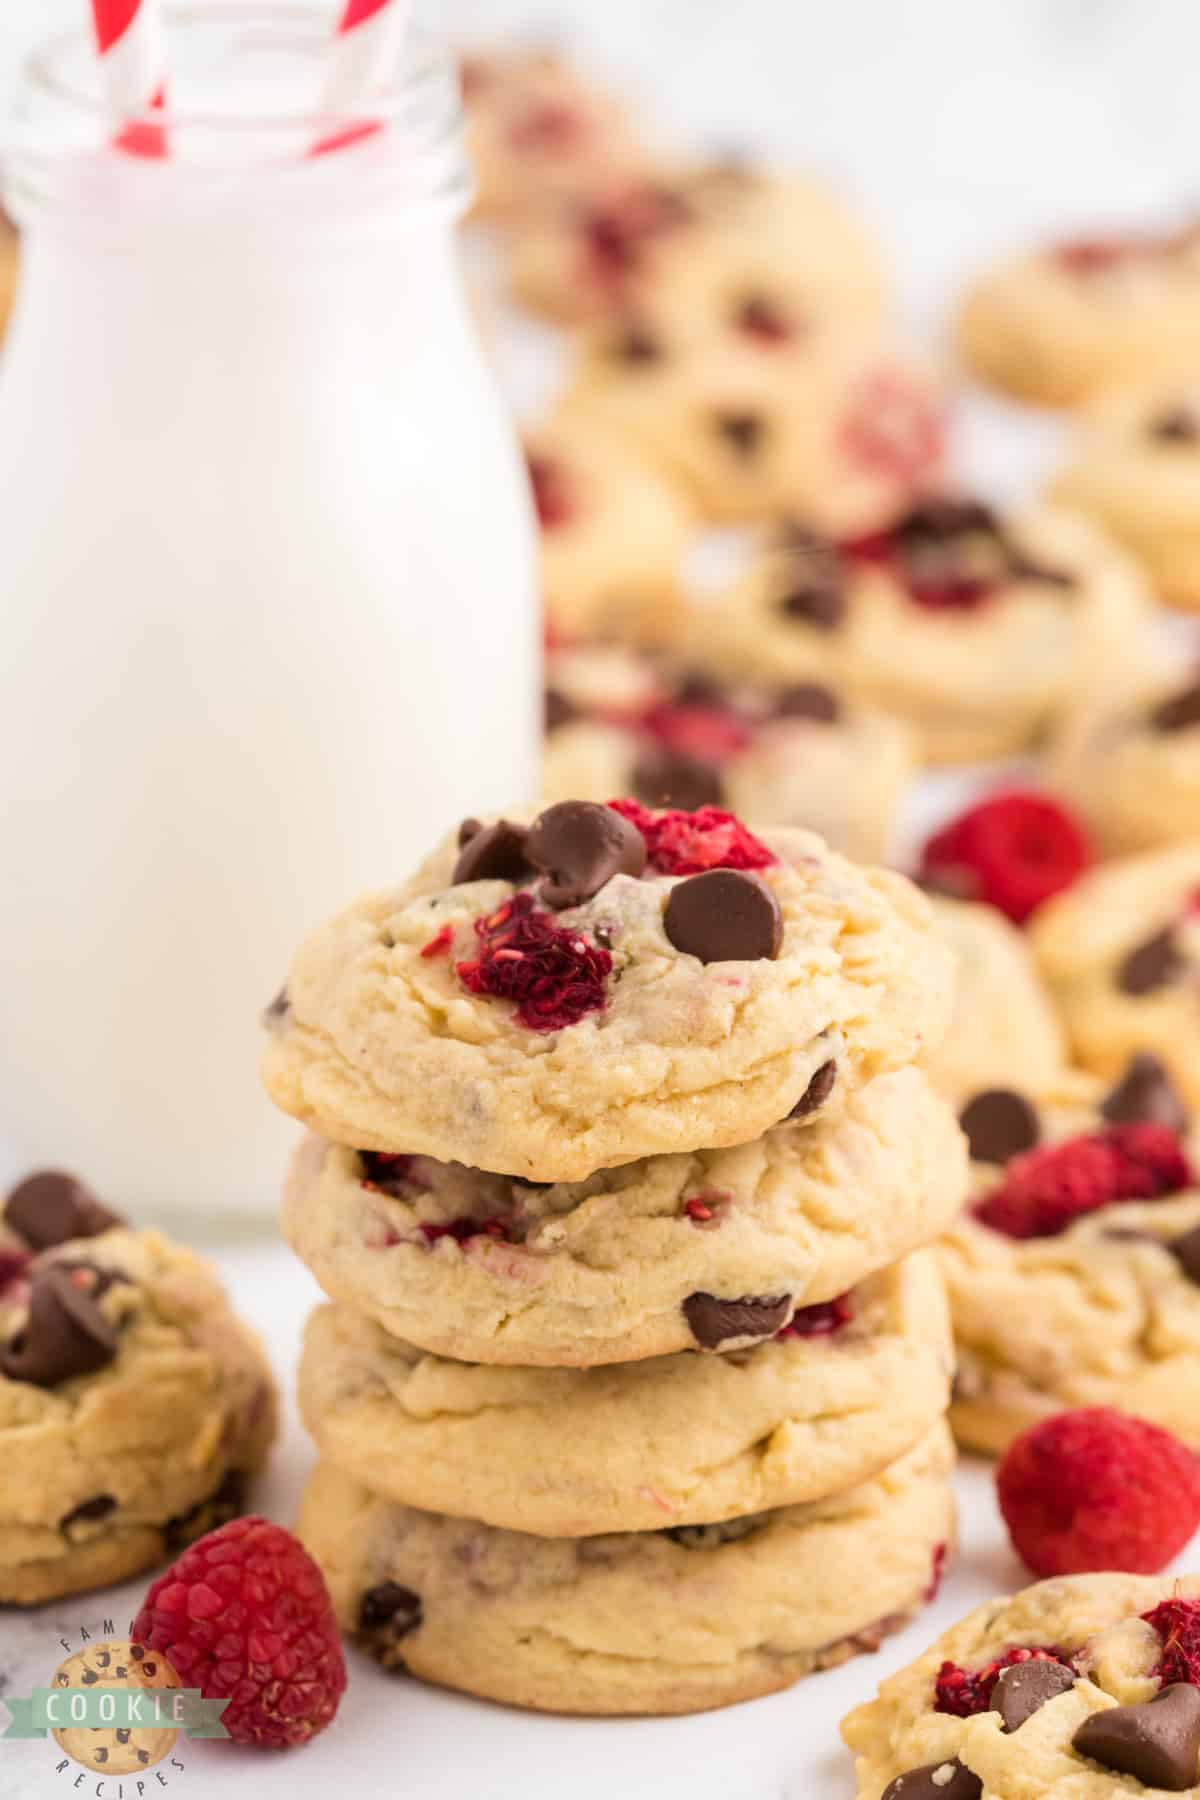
451;819;534;885
526;801;647;908
60;1494;117;1533
164;1469;248;1553
995;1658;1076;1731
610;322;661;365
4;1171;122;1252
0;1268;118;1388
673;671;728;708
713;410;764;457
359;1151;416;1198
683;1291;792;1349
261;986;290;1030
898;498;999;547
881;1760;982;1800
543;688;578;734
1150;408;1200;445
958;1089;1041;1164
632;746;724;812
1170;1223;1200;1285
1073;1683;1200;1791
1116;926;1184;996
778;582;846;629
666;1513;769;1550
788;1059;838;1119
457;817;482;847
358;1582;423;1638
664;869;783;963
1101;1052;1189;1135
1151;683;1200;734
116;1729;131;1745
770;683;841;723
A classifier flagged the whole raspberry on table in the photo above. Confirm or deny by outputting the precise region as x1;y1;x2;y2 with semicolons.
609;799;775;875
919;789;1092;923
131;1516;347;1749
997;1408;1200;1578
935;1645;1072;1717
974;1122;1192;1239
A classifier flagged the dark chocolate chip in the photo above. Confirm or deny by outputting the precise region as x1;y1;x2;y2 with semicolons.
683;1291;792;1349
788;1059;838;1119
164;1469;248;1553
60;1494;117;1533
958;1089;1041;1165
261;986;290;1030
1170;1223;1200;1285
663;868;783;963
1116;926;1185;996
1151;683;1200;734
632;746;724;812
137;1749;150;1764
526;801;647;908
94;1747;107;1761
0;1268;118;1388
673;671;728;708
358;1582;423;1638
1100;1052;1189;1135
1150;408;1200;445
897;498;999;548
116;1729;131;1745
610;322;661;365
713;410;764;457
81;1670;99;1686
770;683;841;723
359;1151;416;1198
881;1760;982;1800
451;819;534;885
666;1513;769;1550
543;688;578;734
1073;1683;1200;1791
777;582;846;629
457;817;482;848
4;1171;122;1252
994;1658;1077;1731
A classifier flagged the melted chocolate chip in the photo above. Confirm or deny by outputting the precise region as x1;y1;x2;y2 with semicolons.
882;1761;982;1800
1100;1052;1189;1135
164;1470;248;1553
770;683;841;723
1169;1223;1200;1285
451;819;534;885
1151;683;1200;734
1150;408;1200;445
1116;926;1185;996
526;801;646;909
898;498;999;547
358;1581;423;1638
543;688;578;734
663;869;783;963
713;410;764;457
666;1513;770;1550
4;1171;122;1252
632;746;724;812
359;1151;416;1198
0;1268;118;1388
59;1493;117;1533
995;1658;1076;1731
683;1291;792;1349
788;1059;838;1119
958;1089;1040;1165
610;322;661;365
1073;1683;1200;1791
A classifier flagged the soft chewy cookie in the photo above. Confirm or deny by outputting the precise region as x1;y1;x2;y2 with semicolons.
563;323;945;535
0;1170;276;1605
461;48;651;221
282;1065;966;1366
1049;671;1200;855
299;1425;955;1717
694;501;1154;764
543;643;915;863
957;220;1200;408
939;1054;1200;1454
262;800;954;1180
843;1572;1200;1798
527;415;693;647
1031;845;1200;1111
298;1250;953;1533
1053;383;1200;607
920;896;1067;1104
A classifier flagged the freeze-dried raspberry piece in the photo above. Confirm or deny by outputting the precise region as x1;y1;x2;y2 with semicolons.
456;893;612;1031
609;800;775;875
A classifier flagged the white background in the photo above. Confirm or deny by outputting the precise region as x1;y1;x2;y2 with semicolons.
2;6;1200;1799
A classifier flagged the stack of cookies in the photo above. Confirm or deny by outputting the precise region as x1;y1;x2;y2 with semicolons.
263;797;967;1715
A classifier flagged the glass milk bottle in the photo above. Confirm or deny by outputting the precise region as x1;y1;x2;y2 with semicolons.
0;12;539;1221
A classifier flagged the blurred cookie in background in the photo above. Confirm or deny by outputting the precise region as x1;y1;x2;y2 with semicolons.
1049;668;1200;855
692;500;1154;763
542;643;914;864
1052;382;1200;609
0;210;17;341
957;218;1200;408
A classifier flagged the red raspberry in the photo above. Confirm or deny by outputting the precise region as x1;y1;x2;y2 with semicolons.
456;893;612;1031
919;790;1093;923
640;702;752;764
837;367;945;486
1143;1598;1200;1686
935;1646;1072;1717
974;1123;1192;1239
609;800;775;875
775;1292;853;1338
131;1517;347;1749
997;1408;1200;1577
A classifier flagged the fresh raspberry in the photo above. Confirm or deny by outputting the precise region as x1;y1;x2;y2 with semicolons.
456;893;612;1031
640;701;752;764
919;789;1093;923
526;454;574;531
131;1517;347;1749
935;1646;1072;1717
609;800;775;875
775;1292;853;1338
997;1408;1200;1577
1143;1597;1200;1686
974;1123;1192;1239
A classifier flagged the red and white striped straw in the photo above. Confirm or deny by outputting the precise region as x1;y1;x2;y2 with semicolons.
89;0;168;156
312;0;409;154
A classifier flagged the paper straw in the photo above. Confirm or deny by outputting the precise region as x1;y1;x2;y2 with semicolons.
89;0;168;157
312;0;409;156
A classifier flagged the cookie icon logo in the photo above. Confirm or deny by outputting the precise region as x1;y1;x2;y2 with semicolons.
49;1639;181;1775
